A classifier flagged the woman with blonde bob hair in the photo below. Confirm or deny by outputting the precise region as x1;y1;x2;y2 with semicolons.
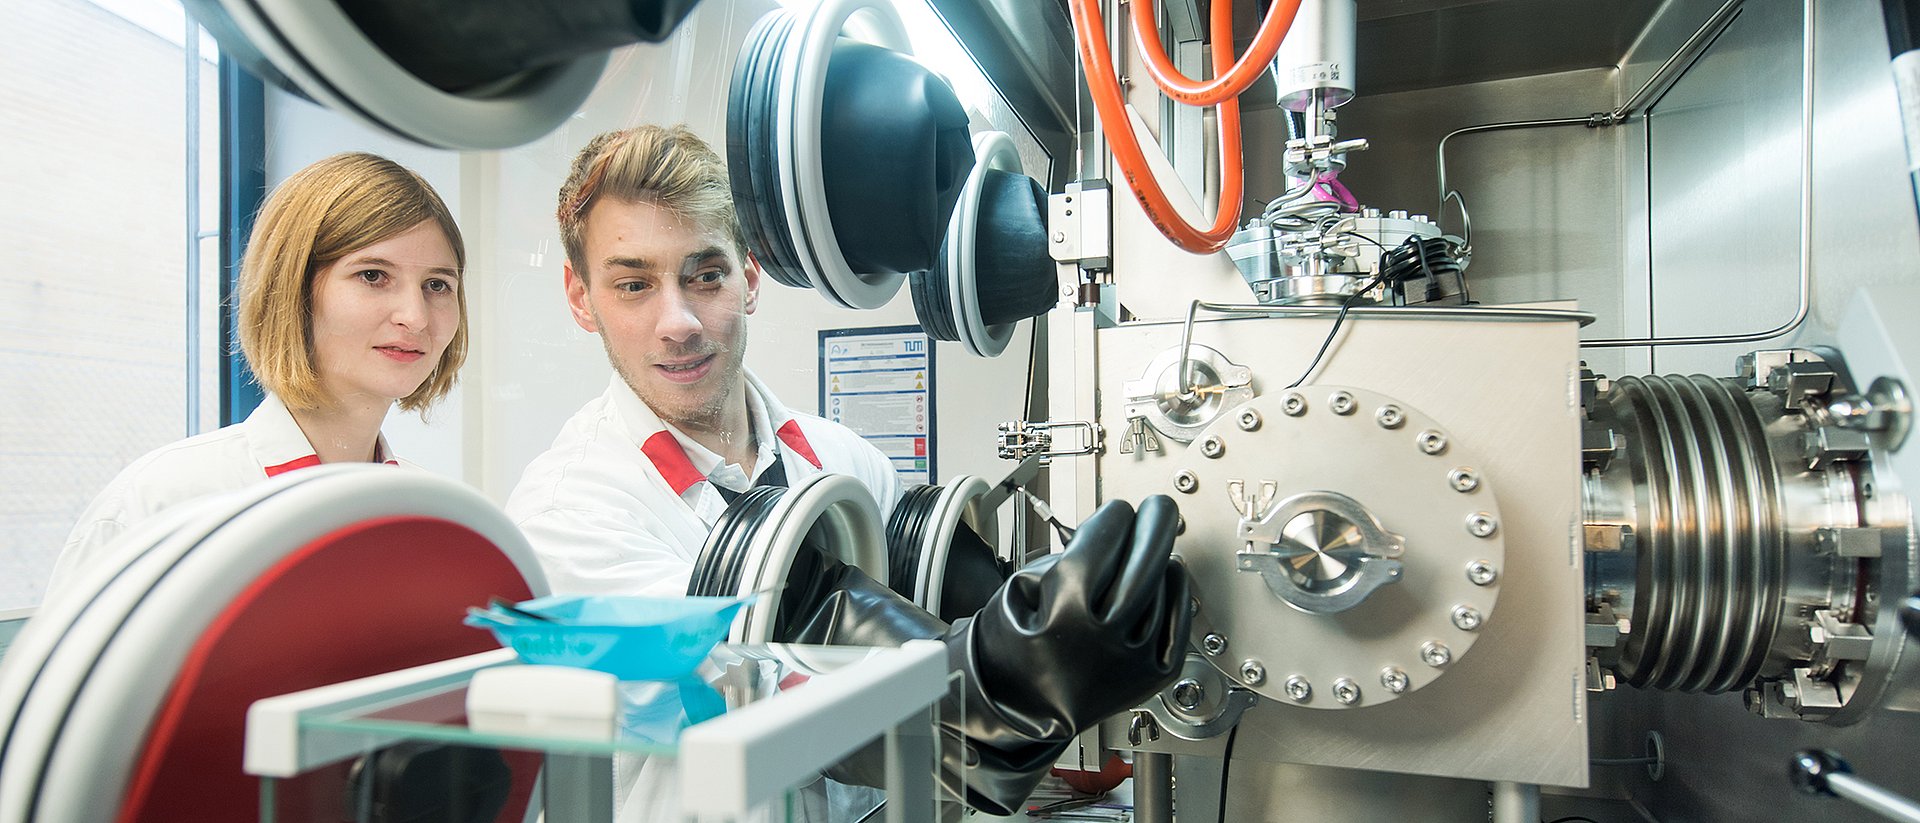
49;152;468;592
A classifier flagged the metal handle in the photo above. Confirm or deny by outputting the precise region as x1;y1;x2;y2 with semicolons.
1792;750;1920;823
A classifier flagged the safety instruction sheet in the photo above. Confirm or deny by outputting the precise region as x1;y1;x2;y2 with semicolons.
819;325;934;485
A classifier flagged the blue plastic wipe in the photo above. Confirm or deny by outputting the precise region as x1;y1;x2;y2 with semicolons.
464;594;751;682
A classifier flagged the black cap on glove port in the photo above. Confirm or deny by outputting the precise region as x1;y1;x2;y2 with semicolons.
820;40;974;275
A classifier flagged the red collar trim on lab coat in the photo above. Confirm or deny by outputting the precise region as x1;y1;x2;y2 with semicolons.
776;420;822;469
640;422;822;496
263;454;401;478
264;455;323;477
641;431;706;496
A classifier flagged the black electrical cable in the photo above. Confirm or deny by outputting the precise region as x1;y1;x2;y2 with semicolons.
1331;228;1404;306
1215;725;1240;823
1283;270;1388;390
1544;817;1602;823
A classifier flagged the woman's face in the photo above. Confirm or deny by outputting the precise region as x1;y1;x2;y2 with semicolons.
309;220;460;408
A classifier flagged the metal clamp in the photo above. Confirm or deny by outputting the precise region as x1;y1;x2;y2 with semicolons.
996;420;1104;461
1237;491;1406;614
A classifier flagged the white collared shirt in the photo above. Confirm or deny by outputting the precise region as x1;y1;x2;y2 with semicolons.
48;393;401;598
506;370;904;597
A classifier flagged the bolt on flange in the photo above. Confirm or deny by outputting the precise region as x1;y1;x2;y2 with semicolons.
1240;659;1267;685
1466;560;1498;586
1333;678;1362;705
1174;470;1198;493
1448;468;1480;492
1451;605;1484;631
1380;667;1410;694
1466;512;1498;537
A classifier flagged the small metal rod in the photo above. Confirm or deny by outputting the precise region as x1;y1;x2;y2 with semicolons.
1134;752;1175;823
1584;0;1812;349
1434;116;1592;216
1178;299;1201;399
1489;781;1541;823
1150;301;1598;326
1797;751;1920;823
1614;0;1745;119
1828;772;1920;823
1426;0;1807;350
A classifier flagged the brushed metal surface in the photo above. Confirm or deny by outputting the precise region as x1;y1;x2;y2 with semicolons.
1221;759;1493;822
1097;310;1588;786
1168;386;1507;708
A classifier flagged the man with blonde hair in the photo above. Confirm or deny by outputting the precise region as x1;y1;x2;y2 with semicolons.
510;125;1189;818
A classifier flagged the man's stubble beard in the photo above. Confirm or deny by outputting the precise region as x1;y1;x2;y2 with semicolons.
595;306;750;435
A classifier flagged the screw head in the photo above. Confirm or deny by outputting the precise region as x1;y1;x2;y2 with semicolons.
1284;676;1312;702
1418;429;1448;455
1466;512;1498;537
1466;560;1498;586
1448;468;1480;492
1202;633;1227;656
1380;667;1410;694
1420;641;1453;667
1451;605;1484;631
1237;409;1262;431
1333;678;1362;705
1376;405;1405;429
1240;659;1267;685
1171;678;1206;710
1283;393;1308;416
1329;392;1357;415
1201;435;1225;458
1174;470;1199;493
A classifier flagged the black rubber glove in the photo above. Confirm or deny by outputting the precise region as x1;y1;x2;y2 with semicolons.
956;494;1191;750
935;522;1011;623
776;495;1192;815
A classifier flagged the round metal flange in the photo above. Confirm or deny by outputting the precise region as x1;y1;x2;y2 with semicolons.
946;132;1026;357
200;0;605;149
1145;654;1258;741
1122;344;1256;444
786;0;913;309
1170;386;1504;708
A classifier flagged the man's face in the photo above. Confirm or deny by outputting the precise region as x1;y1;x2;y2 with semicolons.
565;199;760;431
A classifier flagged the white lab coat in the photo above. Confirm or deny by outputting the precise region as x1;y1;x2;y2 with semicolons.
506;370;903;822
506;370;904;597
47;393;402;600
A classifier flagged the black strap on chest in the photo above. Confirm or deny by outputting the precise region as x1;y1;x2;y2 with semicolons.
712;455;790;505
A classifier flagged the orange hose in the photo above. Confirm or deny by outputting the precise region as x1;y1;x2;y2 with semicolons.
1131;0;1303;106
1069;0;1243;254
